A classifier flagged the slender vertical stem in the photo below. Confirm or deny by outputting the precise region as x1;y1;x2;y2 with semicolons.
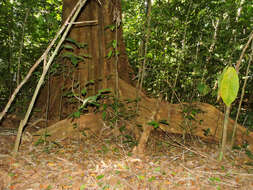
219;105;230;161
231;40;253;147
171;1;192;103
115;18;119;99
17;8;30;86
136;0;152;112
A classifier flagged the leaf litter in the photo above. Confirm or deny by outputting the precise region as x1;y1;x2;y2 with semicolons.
0;127;253;190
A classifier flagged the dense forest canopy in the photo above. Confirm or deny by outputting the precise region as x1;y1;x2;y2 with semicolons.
123;0;252;101
0;0;252;127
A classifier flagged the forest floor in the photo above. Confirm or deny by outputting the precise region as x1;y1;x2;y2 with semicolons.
0;117;253;190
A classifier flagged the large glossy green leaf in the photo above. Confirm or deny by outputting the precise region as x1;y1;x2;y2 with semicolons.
220;67;239;106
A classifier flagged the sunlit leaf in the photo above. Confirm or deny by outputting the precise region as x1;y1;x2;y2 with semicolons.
96;174;104;180
87;95;98;102
112;40;117;49
105;24;116;31
80;184;86;190
148;120;159;128
81;88;87;96
107;50;113;58
98;88;111;94
220;67;239;106
86;80;95;86
146;52;153;59
73;111;80;118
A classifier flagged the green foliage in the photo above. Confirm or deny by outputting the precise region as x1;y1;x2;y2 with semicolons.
122;0;252;127
96;174;104;180
180;104;204;136
101;97;138;146
147;120;159;129
34;131;51;146
106;40;119;59
197;83;211;96
60;38;90;67
65;38;88;49
69;87;112;118
122;0;251;98
104;24;116;31
202;128;211;136
0;0;62;111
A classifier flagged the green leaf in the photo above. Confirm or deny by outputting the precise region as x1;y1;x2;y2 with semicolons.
107;50;113;58
96;174;104;180
78;42;88;48
159;120;169;125
73;111;81;118
220;67;239;106
137;175;145;180
102;111;106;120
85;80;95;86
65;38;78;46
61;51;75;58
87;95;98;103
82;53;91;58
81;88;87;96
98;88;111;94
65;38;87;48
105;24;116;31
202;128;211;136
147;120;159;128
77;55;85;61
70;56;78;66
197;83;210;96
80;184;86;190
209;177;221;182
61;44;74;50
112;40;117;49
146;52;153;59
148;176;156;182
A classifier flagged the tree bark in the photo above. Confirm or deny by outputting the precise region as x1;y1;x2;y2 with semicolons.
37;0;131;119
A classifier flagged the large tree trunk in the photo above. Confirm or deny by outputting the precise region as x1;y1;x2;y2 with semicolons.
37;0;131;119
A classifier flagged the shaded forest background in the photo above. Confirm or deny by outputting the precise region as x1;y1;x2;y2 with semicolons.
0;0;252;128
